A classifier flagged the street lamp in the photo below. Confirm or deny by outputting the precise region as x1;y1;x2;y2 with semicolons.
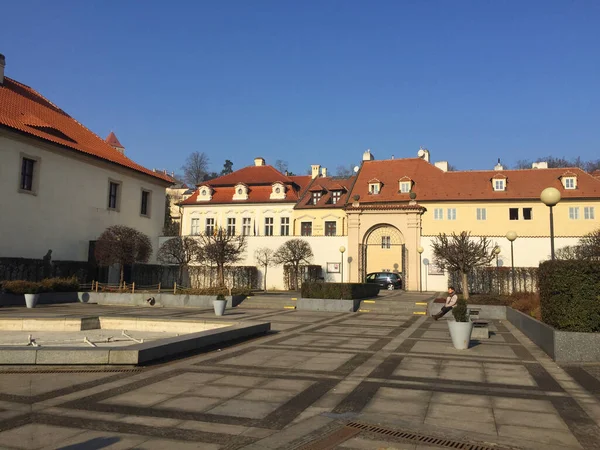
494;246;501;267
417;246;424;292
540;187;561;260
339;246;346;283
506;231;517;294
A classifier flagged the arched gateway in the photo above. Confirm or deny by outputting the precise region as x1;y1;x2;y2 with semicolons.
359;224;407;289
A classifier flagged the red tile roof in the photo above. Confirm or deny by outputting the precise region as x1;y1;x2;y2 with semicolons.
106;131;124;148
351;158;600;203
0;77;171;183
295;176;354;209
206;165;294;186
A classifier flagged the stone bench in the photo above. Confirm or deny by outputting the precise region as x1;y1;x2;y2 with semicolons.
471;319;490;339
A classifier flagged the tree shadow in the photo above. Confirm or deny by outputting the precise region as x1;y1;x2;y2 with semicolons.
58;437;120;450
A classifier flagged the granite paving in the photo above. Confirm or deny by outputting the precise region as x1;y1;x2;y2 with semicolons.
0;297;599;449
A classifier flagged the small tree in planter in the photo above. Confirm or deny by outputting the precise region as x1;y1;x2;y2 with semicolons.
273;239;313;290
254;247;274;292
94;226;153;286
432;231;495;299
157;237;203;285
448;299;473;350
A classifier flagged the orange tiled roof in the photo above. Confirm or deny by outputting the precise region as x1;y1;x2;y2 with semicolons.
295;176;354;209
0;77;171;183
350;158;600;203
106;131;124;148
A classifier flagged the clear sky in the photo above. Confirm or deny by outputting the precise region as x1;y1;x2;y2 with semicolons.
1;1;599;175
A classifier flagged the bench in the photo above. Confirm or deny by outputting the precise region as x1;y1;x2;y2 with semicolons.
471;319;490;339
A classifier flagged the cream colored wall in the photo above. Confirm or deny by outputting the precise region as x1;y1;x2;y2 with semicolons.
0;131;167;262
421;200;600;237
292;209;347;236
181;202;296;236
166;187;190;221
367;246;403;274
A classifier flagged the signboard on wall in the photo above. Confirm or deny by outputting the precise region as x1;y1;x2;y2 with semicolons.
428;262;445;275
327;262;340;273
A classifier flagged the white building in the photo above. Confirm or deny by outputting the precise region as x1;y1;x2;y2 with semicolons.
0;53;172;263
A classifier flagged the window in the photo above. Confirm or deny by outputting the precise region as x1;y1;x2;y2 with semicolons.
523;208;532;220
227;218;236;235
301;222;312;236
509;208;519;220
325;221;337;236
205;218;215;235
434;208;443;220
447;208;456;220
494;179;506;191
140;190;150;216
399;182;411;193
20;158;35;191
476;208;487;221
280;217;290;236
381;236;391;249
264;217;274;236
369;183;380;194
584;207;595;220
564;178;576;189
331;191;342;204
569;207;580;220
191;218;200;235
242;217;252;235
311;192;321;205
108;181;120;210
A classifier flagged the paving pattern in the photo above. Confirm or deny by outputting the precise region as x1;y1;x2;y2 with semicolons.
0;299;600;449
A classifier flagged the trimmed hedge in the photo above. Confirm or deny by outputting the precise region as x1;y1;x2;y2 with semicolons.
1;277;80;295
178;287;252;296
301;282;380;300
539;260;600;332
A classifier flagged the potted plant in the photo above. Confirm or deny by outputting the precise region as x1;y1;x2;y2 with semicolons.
22;282;42;309
447;299;473;350
213;293;227;316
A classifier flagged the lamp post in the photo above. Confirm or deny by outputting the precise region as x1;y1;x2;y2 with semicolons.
494;246;501;267
417;246;424;292
339;246;346;283
506;231;517;294
540;187;561;260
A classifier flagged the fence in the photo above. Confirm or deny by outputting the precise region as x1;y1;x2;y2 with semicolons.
450;266;538;295
284;265;323;290
0;257;93;283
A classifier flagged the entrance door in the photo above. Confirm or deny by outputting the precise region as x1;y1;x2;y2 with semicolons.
362;225;405;287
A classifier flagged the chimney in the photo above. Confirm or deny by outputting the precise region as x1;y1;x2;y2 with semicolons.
0;54;5;86
321;167;327;177
494;158;504;171
362;149;375;161
532;161;548;169
311;164;321;179
434;161;449;172
254;157;265;166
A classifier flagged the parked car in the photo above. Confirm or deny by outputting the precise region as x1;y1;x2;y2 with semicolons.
365;272;402;290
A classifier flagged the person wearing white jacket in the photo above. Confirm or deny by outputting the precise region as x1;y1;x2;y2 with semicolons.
433;287;458;320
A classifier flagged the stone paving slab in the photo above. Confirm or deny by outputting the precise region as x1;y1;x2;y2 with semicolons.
1;304;600;449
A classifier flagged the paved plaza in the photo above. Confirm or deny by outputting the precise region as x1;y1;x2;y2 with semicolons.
1;298;600;449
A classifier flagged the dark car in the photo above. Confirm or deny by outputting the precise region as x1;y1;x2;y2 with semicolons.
365;272;403;290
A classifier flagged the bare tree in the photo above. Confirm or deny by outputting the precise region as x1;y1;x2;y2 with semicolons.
157;237;203;284
432;232;495;299
513;159;532;169
335;164;355;177
585;159;600;173
95;226;152;286
555;245;583;260
254;247;274;291
181;152;210;186
198;228;247;288
273;239;313;290
274;160;289;174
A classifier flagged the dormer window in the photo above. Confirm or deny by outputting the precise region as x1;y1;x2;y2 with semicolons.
331;190;342;204
270;182;286;200
197;185;212;202
233;183;249;201
562;176;577;190
368;179;382;195
400;182;410;193
492;175;507;192
311;192;322;205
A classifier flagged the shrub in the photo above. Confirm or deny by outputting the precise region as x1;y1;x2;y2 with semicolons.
216;294;226;300
452;299;469;322
40;277;79;293
539;260;600;332
2;280;42;295
178;287;251;297
1;277;79;295
301;282;380;300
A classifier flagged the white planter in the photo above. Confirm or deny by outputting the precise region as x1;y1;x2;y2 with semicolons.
25;293;40;309
448;320;473;350
213;299;227;316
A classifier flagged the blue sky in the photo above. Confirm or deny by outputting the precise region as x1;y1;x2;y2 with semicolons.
1;1;599;175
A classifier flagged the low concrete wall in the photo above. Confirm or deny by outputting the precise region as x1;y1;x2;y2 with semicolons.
506;308;555;359
0;292;79;306
78;292;246;308
297;298;361;312
429;302;507;320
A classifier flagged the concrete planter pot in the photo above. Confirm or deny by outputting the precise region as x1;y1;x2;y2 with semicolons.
448;320;473;350
213;299;227;316
24;294;40;309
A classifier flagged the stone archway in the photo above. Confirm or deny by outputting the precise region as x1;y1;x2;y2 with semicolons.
359;224;406;288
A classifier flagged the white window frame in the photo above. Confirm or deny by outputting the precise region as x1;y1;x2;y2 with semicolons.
191;218;200;236
280;217;290;236
564;177;576;189
493;179;506;191
227;217;236;235
434;208;443;220
311;192;321;205
476;208;486;221
569;207;580;220
331;191;342;204
447;208;456;220
205;218;215;235
264;217;274;236
369;183;380;194
242;217;252;235
584;206;595;220
399;181;411;193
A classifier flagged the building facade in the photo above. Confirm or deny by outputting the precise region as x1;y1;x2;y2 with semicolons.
0;54;171;263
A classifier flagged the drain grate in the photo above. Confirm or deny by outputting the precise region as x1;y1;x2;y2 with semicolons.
346;422;500;450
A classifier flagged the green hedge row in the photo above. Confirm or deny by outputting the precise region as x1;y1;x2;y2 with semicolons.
1;277;80;295
301;282;380;300
539;260;600;332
